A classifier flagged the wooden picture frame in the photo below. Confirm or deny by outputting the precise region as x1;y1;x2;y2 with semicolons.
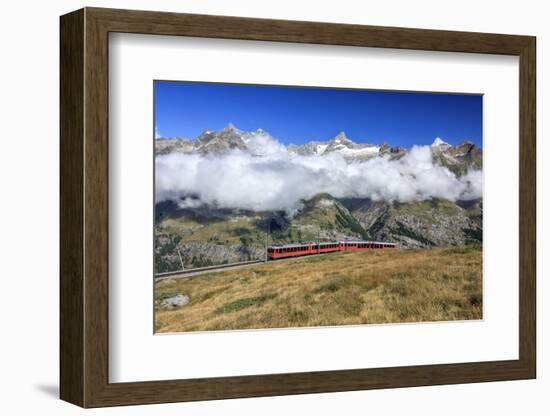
60;7;536;408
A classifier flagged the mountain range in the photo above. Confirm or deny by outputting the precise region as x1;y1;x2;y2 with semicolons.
154;123;482;273
156;123;481;173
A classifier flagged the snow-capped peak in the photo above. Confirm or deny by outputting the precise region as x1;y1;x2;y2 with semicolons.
431;137;451;148
332;131;353;144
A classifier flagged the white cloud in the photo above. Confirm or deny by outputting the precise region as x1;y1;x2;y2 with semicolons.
155;143;482;212
242;132;286;156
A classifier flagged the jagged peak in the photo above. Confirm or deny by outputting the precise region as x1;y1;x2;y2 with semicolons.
431;137;451;147
331;131;353;144
220;122;242;134
458;139;474;147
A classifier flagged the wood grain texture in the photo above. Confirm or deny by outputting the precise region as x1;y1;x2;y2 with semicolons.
83;10;110;406
59;7;537;408
59;8;84;407
88;7;532;54
518;38;536;375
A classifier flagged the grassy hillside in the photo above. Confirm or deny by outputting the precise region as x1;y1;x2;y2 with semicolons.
155;245;482;332
154;195;372;272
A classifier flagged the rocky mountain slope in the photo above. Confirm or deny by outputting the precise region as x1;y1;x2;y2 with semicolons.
157;124;402;161
155;123;478;169
154;124;483;272
342;197;482;248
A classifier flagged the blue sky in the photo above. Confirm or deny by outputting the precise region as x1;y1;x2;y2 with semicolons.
154;81;482;148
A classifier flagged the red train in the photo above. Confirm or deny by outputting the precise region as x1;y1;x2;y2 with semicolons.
267;240;396;260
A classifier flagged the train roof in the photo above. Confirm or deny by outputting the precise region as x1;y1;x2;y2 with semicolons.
268;243;315;248
344;240;397;245
268;240;396;249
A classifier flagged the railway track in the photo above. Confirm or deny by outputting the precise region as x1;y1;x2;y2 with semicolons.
155;259;265;281
155;241;396;281
154;253;325;281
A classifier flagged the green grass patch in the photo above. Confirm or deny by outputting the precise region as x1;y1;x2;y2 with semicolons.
335;204;370;239
314;275;351;293
214;293;277;315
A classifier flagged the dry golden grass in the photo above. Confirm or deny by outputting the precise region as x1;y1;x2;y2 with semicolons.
155;246;482;333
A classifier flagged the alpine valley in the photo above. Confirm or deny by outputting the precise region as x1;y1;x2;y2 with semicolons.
154;124;482;273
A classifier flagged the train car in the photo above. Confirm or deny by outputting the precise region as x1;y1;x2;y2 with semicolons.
267;240;396;260
340;241;397;251
267;243;314;259
317;242;341;254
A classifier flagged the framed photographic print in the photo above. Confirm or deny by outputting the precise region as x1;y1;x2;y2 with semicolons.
60;7;536;407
